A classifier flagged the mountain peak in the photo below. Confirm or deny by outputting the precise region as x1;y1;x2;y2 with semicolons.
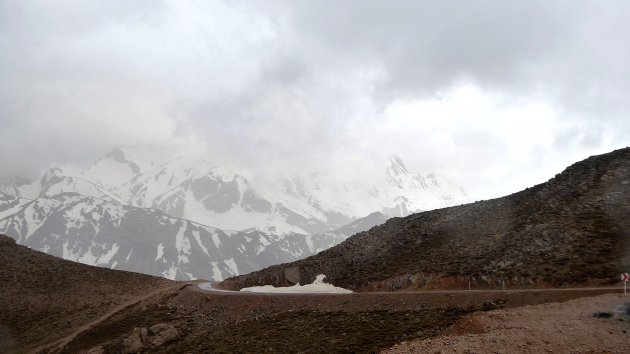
102;148;141;174
387;155;408;175
105;147;126;162
40;167;64;184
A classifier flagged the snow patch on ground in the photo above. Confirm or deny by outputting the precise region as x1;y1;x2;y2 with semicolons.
192;229;210;256
0;198;29;220
224;257;238;276
97;242;119;265
211;230;221;247
210;262;223;281
155;243;164;261
240;274;352;294
22;202;50;240
62;240;73;260
174;223;191;264
305;235;314;252
162;265;177;280
175;223;185;252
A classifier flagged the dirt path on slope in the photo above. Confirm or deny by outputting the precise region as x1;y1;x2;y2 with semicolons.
28;283;185;354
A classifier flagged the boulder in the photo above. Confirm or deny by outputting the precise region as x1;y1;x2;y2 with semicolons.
123;323;179;353
122;328;144;353
85;346;105;354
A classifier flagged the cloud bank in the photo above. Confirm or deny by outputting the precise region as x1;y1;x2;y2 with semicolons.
1;0;629;199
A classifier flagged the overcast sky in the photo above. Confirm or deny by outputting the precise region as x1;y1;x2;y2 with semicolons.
1;0;629;200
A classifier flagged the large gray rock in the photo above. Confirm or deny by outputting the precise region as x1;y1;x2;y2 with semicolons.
123;324;179;353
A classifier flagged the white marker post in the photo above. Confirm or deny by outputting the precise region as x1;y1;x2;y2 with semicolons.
622;273;629;295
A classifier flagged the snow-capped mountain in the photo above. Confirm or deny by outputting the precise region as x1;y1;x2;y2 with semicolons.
0;192;382;280
0;193;30;220
0;147;465;280
1;167;122;202
277;155;466;224
118;154;329;235
81;147;180;190
1;148;466;235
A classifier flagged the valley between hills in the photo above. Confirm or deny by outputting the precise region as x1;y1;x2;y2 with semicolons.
1;148;630;353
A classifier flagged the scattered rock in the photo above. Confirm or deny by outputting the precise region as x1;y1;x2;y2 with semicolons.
482;302;497;311
123;323;179;353
85;346;105;354
122;328;144;353
148;323;170;336
593;312;612;318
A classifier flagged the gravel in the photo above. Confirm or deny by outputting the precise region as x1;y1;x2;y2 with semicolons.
383;293;630;353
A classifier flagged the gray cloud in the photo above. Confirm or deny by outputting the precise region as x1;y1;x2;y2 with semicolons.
1;0;629;199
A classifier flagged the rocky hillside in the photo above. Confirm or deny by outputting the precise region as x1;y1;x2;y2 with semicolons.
223;148;630;291
0;234;172;353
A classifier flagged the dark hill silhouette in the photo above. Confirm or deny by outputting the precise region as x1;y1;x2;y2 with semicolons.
222;148;630;291
0;234;173;353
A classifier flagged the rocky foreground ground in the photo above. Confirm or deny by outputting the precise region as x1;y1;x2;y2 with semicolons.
2;234;628;353
44;285;620;353
384;293;630;354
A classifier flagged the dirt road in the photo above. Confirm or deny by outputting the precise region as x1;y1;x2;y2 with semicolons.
198;281;624;296
33;283;626;353
28;283;183;354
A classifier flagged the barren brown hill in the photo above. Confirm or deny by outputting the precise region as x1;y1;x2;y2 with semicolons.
0;234;174;353
0;238;618;354
223;148;630;291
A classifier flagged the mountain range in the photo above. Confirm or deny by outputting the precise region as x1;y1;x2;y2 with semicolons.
223;147;630;290
2;148;627;354
0;147;464;280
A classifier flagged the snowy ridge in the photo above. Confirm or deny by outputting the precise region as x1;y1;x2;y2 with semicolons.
1;148;466;235
1;167;123;203
0;193;30;220
0;192;369;280
82;147;180;189
0;147;466;280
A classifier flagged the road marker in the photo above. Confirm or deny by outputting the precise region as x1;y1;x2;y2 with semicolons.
621;273;629;295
